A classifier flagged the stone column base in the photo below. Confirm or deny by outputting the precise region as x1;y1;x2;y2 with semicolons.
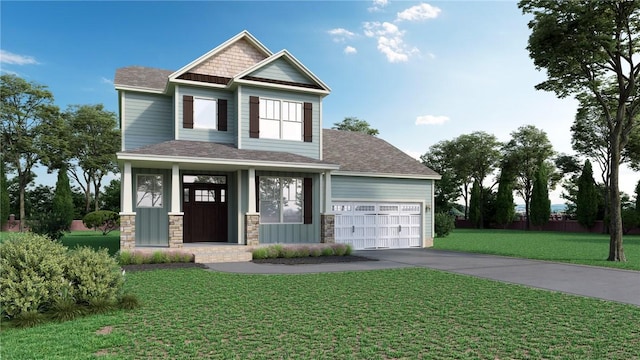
321;214;335;244
169;214;184;248
245;214;260;246
120;214;136;250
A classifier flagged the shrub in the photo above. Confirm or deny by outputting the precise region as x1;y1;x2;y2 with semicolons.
0;233;68;318
321;246;334;256
82;210;120;235
309;246;322;257
295;246;310;257
117;250;193;265
65;247;124;304
12;310;46;329
117;250;134;265
344;244;353;255
282;247;298;258
118;293;141;310
168;252;194;263
266;245;282;259
332;243;348;256
252;247;269;259
150;251;169;264
435;212;455;238
28;213;67;241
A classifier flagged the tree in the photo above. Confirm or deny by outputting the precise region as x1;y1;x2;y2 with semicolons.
503;125;555;229
101;178;121;213
0;161;9;228
468;182;482;228
519;1;640;261
332;117;379;136
530;164;551;228
555;154;583;218
0;74;60;231
421;140;462;213
51;164;75;232
576;160;599;229
494;161;516;228
636;179;640;219
64;104;120;213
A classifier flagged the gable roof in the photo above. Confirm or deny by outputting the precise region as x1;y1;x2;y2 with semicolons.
322;129;440;179
114;66;173;92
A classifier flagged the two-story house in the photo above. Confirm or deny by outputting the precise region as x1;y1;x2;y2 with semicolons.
114;31;440;256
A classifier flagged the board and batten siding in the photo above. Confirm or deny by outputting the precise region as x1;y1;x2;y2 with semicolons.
132;168;171;246
256;171;321;244
247;58;315;85
239;87;321;159
331;175;435;238
176;86;236;144
123;92;173;151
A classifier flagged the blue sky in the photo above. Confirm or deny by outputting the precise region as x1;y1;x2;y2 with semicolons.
2;0;638;204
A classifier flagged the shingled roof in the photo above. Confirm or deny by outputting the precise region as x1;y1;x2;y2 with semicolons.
119;140;338;168
114;66;173;91
323;129;439;177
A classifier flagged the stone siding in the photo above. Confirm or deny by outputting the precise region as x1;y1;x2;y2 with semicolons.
168;215;184;248
320;214;335;244
120;214;136;249
191;39;267;78
245;214;260;246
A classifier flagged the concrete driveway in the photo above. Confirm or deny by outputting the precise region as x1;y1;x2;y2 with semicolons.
206;248;640;306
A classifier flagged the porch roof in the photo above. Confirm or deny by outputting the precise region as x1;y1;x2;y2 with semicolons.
117;140;339;171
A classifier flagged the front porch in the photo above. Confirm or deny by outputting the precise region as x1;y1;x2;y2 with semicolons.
131;243;254;263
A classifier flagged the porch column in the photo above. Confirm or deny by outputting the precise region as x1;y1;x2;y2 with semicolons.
245;167;260;246
321;171;335;244
168;163;184;248
119;161;136;249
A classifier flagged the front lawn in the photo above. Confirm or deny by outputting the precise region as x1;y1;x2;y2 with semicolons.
435;229;640;271
2;268;639;359
61;230;120;256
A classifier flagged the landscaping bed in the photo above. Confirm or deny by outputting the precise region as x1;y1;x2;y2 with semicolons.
252;254;376;265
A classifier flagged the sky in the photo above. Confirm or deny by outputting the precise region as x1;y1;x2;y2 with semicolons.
1;0;638;205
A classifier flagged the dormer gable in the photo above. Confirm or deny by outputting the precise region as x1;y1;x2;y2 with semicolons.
170;31;272;86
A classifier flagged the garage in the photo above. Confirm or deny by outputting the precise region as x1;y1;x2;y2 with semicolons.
332;202;422;250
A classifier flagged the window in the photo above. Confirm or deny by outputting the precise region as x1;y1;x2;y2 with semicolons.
193;98;217;130
259;177;303;223
136;175;163;208
259;99;303;141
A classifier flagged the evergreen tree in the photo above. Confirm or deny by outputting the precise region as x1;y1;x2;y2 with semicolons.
530;165;551;228
0;161;9;228
576;160;599;228
468;182;482;228
495;164;516;228
51;165;75;232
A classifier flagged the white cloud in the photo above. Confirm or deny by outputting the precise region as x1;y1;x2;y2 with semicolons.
368;0;388;12
396;3;441;22
415;115;450;125
101;77;114;85
0;50;39;65
327;28;356;42
363;21;418;63
344;46;357;55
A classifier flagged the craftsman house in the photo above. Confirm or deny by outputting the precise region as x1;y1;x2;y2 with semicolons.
114;31;440;255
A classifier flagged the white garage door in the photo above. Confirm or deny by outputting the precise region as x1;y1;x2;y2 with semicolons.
332;202;422;250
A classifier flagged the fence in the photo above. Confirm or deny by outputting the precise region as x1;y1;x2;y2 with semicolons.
1;215;91;232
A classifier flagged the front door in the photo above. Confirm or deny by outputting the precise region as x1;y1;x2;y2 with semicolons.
183;183;228;243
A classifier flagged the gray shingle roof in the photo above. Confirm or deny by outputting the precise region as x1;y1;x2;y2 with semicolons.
121;140;337;167
114;66;173;91
322;129;439;177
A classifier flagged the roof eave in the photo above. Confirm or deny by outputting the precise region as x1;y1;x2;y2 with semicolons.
231;79;330;96
332;170;441;180
114;84;166;94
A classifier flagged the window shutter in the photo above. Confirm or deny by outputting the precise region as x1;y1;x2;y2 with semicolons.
218;99;227;131
183;95;194;129
249;96;260;138
304;177;312;224
255;176;260;213
303;102;312;142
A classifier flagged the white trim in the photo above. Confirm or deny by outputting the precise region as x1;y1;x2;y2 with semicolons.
332;171;441;180
169;30;272;81
174;85;180;140
119;212;136;216
237;170;243;244
170;79;228;89
323;171;332;214
248;168;256;215
237;86;242;148
168;212;184;216
430;179;435;240
232;50;331;92
332;198;427;204
319;96;323;160
122;162;133;213
231;79;330;96
117;152;340;171
171;164;181;213
120;91;126;151
114;85;165;94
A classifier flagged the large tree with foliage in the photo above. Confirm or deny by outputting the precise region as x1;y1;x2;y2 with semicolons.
494;161;516;228
332;117;379;136
0;74;60;230
576;160;599;229
468;181;482;228
530;164;551;228
502;125;555;229
519;1;640;261
421;140;463;213
101;178;121;213
52;165;75;232
0;161;9;228
63;104;120;213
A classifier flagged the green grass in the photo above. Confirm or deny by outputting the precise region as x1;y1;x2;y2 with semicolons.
1;268;639;359
61;230;120;256
435;229;640;270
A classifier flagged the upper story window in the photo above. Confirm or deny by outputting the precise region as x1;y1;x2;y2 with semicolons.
259;99;303;141
193;98;217;130
183;95;227;131
249;96;312;142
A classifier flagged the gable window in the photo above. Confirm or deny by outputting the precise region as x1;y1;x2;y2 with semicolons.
259;177;303;223
136;175;163;208
259;99;303;141
193;98;217;129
